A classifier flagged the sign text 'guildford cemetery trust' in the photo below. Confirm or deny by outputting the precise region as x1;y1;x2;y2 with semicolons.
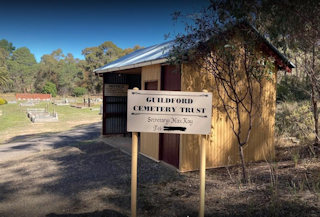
127;90;212;134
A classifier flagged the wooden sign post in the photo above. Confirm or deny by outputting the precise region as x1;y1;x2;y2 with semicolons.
131;87;139;217
199;89;208;217
131;131;138;217
127;88;212;217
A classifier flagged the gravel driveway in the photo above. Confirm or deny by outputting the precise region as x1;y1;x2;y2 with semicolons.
0;122;181;217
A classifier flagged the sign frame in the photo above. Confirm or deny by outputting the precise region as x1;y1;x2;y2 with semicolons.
127;89;212;135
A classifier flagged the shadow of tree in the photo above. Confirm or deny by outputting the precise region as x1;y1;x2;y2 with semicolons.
1;122;320;217
46;209;128;217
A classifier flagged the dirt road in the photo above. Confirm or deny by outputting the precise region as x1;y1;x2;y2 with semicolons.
1;122;320;217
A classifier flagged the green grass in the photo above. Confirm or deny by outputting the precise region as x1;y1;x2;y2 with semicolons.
0;103;29;132
0;100;101;143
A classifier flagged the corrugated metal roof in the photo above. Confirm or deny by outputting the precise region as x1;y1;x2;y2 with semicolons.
95;25;295;74
94;40;174;73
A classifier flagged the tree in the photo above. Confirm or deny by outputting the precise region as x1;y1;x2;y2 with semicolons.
7;47;37;92
170;10;278;182
0;39;15;55
0;39;15;89
35;49;82;95
42;81;57;97
72;86;87;97
81;41;123;93
0;48;9;87
81;42;143;94
122;45;144;56
36;49;63;90
207;0;320;144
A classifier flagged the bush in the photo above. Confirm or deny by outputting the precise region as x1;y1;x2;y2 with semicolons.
276;101;315;140
0;97;7;105
72;87;87;97
42;82;57;97
277;75;310;102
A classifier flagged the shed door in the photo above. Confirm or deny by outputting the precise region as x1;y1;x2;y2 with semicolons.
159;65;181;168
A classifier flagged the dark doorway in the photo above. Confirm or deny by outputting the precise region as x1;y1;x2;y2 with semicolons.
159;65;181;168
103;73;140;134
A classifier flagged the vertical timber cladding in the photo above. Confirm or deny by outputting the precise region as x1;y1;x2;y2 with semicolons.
103;73;141;134
140;64;162;161
179;63;276;172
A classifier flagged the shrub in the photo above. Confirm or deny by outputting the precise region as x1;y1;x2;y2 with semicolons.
0;97;7;105
42;82;57;97
277;75;310;102
72;87;87;97
275;101;315;140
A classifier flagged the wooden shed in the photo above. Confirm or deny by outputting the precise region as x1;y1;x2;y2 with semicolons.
94;25;294;172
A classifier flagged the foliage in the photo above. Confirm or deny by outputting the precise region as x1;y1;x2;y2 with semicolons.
0;38;142;95
7;47;37;92
0;97;7;105
0;39;15;55
0;48;9;87
42;81;57;97
207;0;320;143
72;86;87;97
276;101;315;140
277;75;310;102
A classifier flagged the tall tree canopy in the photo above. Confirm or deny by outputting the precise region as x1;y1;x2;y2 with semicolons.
7;47;37;92
81;41;142;93
0;38;142;95
0;39;15;55
0;39;15;87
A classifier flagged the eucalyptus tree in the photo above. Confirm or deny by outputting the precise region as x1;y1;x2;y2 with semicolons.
208;0;320;144
7;47;37;92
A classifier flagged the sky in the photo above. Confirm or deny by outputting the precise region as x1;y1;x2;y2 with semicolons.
0;0;210;62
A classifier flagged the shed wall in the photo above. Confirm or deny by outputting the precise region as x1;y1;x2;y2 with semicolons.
140;64;161;160
179;63;276;172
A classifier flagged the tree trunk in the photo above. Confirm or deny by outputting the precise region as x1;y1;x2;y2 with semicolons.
311;87;319;144
311;45;319;145
238;145;247;182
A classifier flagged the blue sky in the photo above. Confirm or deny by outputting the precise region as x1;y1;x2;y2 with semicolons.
0;0;210;62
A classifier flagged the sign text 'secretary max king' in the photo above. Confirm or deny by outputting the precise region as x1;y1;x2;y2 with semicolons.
127;90;212;135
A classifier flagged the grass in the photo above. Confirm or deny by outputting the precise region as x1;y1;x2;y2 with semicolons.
0;95;102;143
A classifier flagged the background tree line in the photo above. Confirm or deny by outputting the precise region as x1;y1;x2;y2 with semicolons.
0;39;142;96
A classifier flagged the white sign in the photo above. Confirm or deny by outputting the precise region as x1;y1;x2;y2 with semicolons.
127;90;212;135
104;84;129;96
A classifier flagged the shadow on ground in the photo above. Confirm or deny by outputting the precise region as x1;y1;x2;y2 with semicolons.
47;209;128;217
0;122;181;217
